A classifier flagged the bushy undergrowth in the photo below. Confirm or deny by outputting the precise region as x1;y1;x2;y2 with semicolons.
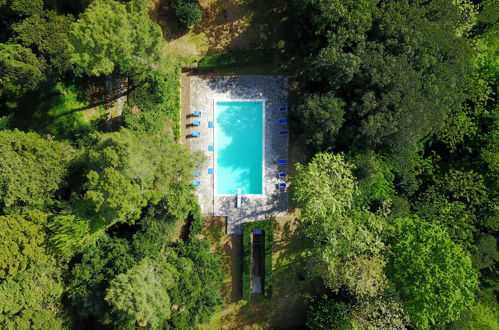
198;49;274;69
125;68;181;138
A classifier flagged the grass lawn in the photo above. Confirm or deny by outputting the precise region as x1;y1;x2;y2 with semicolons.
151;0;289;63
13;81;105;138
200;215;321;329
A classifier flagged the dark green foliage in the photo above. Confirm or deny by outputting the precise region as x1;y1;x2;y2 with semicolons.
350;152;395;207
10;10;74;73
0;129;75;210
0;212;49;279
124;67;181;136
296;93;345;148
307;296;352;330
471;234;498;272
387;216;478;328
7;0;43;16
0;43;43;99
73;129;195;231
66;236;136;323
131;209;178;259
292;0;472;172
105;256;175;328
242;220;274;300
69;0;163;77
198;49;273;69
0;260;66;329
169;239;224;327
172;0;202;27
187;202;203;239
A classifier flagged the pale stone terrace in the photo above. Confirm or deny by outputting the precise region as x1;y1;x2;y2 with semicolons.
186;75;288;234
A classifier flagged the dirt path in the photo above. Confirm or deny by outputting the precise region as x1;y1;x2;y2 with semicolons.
104;74;128;131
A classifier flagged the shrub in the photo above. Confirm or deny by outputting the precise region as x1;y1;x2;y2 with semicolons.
125;68;181;137
242;220;274;300
172;0;202;27
198;49;273;69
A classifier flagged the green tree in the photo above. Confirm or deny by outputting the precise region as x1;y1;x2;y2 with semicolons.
0;212;49;279
0;261;66;330
66;236;136;322
106;257;175;328
5;0;43;16
169;240;224;327
11;10;74;72
387;216;478;329
297;93;345;148
172;0;202;27
292;0;472;172
350;152;395;207
82;167;146;230
307;296;352;330
293;153;387;297
69;0;163;77
351;298;408;329
0;129;74;210
0;43;42;98
73;129;196;232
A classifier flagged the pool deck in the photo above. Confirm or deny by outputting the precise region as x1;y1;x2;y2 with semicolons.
186;75;288;234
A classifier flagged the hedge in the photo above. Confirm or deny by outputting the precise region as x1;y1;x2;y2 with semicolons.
198;49;273;69
242;220;274;300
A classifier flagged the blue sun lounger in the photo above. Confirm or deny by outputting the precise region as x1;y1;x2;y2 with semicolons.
279;172;287;178
279;106;287;112
280;130;289;135
278;159;288;164
193;171;201;177
192;120;201;126
192;131;201;137
279;119;288;124
276;183;287;188
208;145;214;151
208;121;214;128
208;168;214;174
192;111;202;117
192;181;201;186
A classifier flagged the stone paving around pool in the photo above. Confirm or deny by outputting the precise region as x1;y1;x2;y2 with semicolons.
186;75;288;234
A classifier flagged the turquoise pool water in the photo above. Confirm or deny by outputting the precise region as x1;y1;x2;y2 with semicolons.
215;101;263;194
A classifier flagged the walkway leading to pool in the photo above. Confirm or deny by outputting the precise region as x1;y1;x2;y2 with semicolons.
187;76;288;234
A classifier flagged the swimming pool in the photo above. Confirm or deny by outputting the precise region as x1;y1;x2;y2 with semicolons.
215;100;264;195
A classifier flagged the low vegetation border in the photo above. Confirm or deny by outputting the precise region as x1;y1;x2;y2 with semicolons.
198;49;274;69
242;220;274;300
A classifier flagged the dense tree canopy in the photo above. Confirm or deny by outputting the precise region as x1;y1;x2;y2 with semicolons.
0;261;66;329
0;43;42;99
0;0;496;328
106;257;175;328
387;216;478;328
72;129;196;231
11;10;74;72
66;236;137;323
0;212;48;279
293;153;387;298
293;0;472;172
0;130;74;210
69;0;163;77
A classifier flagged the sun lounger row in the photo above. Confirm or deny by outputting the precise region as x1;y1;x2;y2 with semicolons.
191;168;215;186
